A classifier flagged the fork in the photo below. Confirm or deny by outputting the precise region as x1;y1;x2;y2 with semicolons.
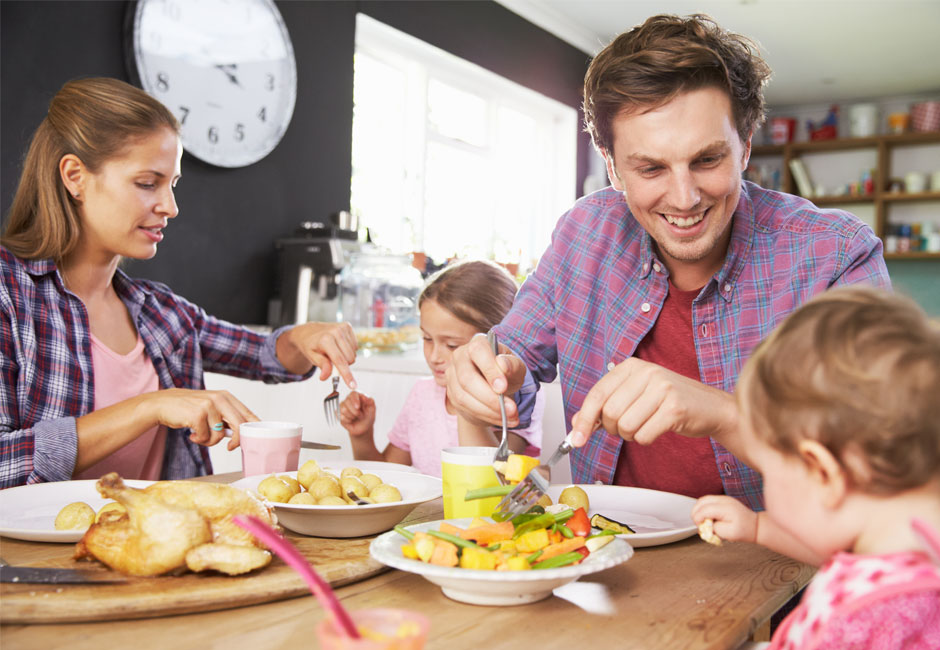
323;374;340;427
487;331;510;485
493;432;575;520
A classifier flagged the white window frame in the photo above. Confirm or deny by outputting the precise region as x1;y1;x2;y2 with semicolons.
352;13;577;267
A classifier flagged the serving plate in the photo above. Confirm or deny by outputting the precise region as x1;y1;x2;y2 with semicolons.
370;517;634;605
232;468;441;538
546;484;697;547
0;479;153;543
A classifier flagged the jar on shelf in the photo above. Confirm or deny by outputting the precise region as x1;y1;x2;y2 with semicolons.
338;250;424;352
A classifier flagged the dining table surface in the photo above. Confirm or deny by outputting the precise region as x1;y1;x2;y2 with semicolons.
0;471;814;650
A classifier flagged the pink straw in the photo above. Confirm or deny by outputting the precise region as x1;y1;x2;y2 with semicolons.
233;515;360;639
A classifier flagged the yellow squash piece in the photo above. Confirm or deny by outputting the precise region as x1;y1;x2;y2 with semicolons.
459;546;497;570
515;528;550;553
504;454;540;483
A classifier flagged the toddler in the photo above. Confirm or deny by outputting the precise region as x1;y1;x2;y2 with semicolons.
693;286;940;649
340;260;543;476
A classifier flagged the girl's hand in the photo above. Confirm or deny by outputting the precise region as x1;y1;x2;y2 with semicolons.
339;391;376;437
279;322;358;388
692;494;759;544
147;388;259;450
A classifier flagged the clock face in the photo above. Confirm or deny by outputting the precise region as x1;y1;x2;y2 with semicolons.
128;0;297;168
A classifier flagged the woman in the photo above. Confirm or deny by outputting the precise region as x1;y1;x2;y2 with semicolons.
0;77;356;488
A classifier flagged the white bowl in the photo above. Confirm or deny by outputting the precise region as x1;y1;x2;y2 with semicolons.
231;469;441;538
370;518;634;605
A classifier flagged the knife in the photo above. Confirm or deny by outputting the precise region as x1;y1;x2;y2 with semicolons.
224;430;341;451
0;564;126;584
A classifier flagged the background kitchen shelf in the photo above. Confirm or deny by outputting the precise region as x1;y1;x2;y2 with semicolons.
753;131;940;260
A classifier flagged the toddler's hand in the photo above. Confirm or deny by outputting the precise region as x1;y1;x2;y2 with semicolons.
692;494;759;545
339;391;376;437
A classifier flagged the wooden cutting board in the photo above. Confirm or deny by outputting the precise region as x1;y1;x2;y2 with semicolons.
0;500;442;624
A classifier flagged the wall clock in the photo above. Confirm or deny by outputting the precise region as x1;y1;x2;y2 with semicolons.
125;0;297;168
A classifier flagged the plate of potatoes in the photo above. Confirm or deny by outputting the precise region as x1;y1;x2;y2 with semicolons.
0;479;152;542
231;460;442;538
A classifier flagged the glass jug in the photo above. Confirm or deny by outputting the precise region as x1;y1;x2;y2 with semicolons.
338;251;424;352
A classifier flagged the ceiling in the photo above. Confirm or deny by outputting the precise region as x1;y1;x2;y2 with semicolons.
496;0;940;108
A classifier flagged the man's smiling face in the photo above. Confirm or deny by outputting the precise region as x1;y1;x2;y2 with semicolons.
604;86;751;288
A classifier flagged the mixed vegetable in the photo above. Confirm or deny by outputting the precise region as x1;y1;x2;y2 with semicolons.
394;504;617;571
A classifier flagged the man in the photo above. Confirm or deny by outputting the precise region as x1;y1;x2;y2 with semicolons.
445;14;890;509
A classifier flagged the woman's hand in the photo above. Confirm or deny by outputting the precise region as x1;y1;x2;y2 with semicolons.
692;494;759;544
147;388;259;451
278;322;358;388
339;391;376;437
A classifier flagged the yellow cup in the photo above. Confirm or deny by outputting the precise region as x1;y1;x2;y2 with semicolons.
441;447;501;519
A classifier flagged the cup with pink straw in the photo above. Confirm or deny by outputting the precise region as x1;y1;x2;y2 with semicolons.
234;515;429;649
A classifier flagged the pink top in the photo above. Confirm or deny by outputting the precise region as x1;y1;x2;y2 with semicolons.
769;518;940;650
74;334;166;481
386;377;544;477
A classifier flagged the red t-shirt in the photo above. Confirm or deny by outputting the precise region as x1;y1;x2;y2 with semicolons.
612;282;724;498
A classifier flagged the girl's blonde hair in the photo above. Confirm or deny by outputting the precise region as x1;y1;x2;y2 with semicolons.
419;260;518;333
738;286;940;493
1;77;180;262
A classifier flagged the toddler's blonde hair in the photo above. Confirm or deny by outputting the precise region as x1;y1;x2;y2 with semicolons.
738;286;940;493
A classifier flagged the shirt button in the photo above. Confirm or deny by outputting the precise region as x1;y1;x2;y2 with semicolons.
594;480;605;485
653;263;662;273
607;362;615;371
722;462;733;475
700;323;708;337
643;263;649;272
723;283;732;293
641;302;651;313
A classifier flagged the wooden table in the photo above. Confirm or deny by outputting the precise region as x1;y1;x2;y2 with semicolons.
0;474;813;650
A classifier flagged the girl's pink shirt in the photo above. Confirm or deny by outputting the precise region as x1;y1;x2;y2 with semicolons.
386;377;544;477
73;334;165;481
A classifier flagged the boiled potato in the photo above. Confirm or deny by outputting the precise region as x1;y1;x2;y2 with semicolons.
287;492;317;505
341;476;368;500
257;475;294;503
317;496;347;506
297;460;322;490
536;493;553;508
340;466;363;479
359;473;383;491
308;476;342;500
369;484;402;504
95;501;127;523
558;485;590;511
54;502;95;530
278;475;302;495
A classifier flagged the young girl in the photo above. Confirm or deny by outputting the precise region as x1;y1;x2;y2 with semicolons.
339;260;544;476
692;286;940;649
1;78;355;488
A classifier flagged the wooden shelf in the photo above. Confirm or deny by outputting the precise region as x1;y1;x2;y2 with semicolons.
752;130;940;260
884;251;940;261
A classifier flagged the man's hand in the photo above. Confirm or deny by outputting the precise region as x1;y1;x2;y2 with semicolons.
569;357;739;450
445;333;527;427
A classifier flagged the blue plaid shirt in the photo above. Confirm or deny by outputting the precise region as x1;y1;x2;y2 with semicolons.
1;247;310;488
496;182;891;510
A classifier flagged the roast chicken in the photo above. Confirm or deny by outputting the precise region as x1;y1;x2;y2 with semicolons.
75;472;276;577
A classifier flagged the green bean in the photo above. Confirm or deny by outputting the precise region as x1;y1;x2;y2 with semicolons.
427;529;487;551
532;551;584;570
463;485;515;501
558;524;574;538
394;524;415;541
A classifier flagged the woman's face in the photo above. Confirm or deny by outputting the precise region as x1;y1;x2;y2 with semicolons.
420;298;479;386
76;127;182;262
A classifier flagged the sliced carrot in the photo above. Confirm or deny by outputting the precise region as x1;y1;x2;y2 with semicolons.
537;536;586;561
460;520;515;545
439;521;465;537
429;539;459;567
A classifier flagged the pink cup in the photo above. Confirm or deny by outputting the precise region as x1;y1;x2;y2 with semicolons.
316;608;430;650
239;421;302;477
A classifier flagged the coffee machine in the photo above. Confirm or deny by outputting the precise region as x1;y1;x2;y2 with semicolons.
269;213;362;327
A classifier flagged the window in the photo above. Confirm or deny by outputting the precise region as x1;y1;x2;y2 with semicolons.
351;14;577;272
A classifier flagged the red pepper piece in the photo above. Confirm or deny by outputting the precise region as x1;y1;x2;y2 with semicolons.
565;507;591;537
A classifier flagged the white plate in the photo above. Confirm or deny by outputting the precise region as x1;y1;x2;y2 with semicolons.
370;517;634;605
231;469;441;538
312;459;420;474
547;484;697;547
0;479;153;543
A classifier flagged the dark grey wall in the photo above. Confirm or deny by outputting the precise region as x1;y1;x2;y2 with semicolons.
1;1;590;324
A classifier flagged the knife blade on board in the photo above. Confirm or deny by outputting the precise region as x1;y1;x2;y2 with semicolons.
0;564;126;584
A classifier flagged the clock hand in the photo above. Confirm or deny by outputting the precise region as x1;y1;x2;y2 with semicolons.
214;64;242;88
